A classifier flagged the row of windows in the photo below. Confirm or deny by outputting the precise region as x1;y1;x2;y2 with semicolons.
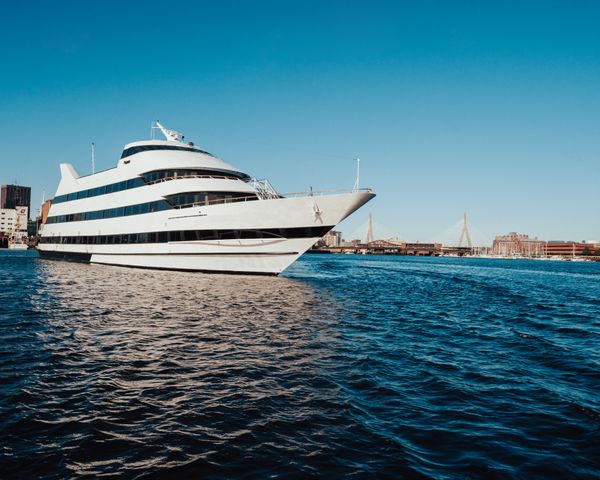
167;191;257;207
53;178;146;204
53;168;250;205
46;192;258;224
46;200;172;224
120;144;213;159
143;168;248;183
39;226;333;245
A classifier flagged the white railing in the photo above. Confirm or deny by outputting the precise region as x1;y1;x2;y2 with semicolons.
280;187;373;198
147;175;372;201
146;174;240;185
248;178;281;200
248;178;373;200
173;195;259;209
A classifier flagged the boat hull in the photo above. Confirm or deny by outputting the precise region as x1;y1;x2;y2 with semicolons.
38;191;374;274
38;238;318;275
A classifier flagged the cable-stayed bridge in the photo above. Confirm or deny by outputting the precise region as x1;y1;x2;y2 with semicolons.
318;212;493;256
344;212;490;247
427;213;491;248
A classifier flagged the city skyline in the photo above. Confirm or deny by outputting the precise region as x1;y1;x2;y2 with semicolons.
321;211;599;247
1;1;599;240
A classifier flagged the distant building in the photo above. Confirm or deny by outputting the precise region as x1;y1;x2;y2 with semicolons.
403;242;442;256
441;245;473;256
0;208;16;235
332;240;442;256
41;199;52;225
322;230;342;247
492;233;600;257
492;232;545;257
545;241;600;257
27;219;38;237
360;239;402;254
13;206;28;233
1;184;31;218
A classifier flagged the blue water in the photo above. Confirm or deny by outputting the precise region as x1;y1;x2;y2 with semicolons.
1;250;599;478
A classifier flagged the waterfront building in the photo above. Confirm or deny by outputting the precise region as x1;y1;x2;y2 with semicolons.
492;232;546;257
1;184;31;218
322;230;342;247
0;208;16;235
403;242;442;256
14;206;28;231
28;219;39;237
327;240;442;256
0;206;28;248
357;239;402;254
12;206;29;243
545;241;600;257
441;245;473;256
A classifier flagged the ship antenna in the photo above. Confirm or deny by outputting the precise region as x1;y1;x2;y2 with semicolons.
154;120;184;142
91;142;96;174
353;158;360;191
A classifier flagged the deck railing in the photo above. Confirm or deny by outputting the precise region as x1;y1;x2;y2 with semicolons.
173;195;260;209
145;174;241;185
280;187;373;198
152;173;372;209
248;178;281;200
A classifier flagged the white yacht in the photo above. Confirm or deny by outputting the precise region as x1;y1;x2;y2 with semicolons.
38;122;375;274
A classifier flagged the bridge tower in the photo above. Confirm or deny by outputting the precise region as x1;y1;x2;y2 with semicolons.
458;211;473;248
366;213;374;243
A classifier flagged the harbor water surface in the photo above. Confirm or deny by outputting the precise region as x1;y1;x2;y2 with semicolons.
1;250;599;478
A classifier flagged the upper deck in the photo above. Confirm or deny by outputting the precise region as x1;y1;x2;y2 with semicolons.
120;140;214;160
53;123;250;198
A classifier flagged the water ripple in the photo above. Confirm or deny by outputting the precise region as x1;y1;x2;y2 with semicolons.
1;251;599;478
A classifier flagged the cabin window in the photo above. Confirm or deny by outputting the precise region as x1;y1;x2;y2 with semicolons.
38;225;334;246
120;144;214;159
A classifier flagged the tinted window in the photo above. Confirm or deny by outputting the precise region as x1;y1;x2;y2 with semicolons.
39;226;334;245
120;144;214;159
142;168;249;182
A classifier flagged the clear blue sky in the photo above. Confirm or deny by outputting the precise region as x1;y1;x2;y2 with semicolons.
1;1;598;243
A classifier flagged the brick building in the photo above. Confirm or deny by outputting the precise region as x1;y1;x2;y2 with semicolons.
545;241;600;256
492;232;546;257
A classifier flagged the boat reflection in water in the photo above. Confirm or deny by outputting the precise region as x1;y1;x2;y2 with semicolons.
35;259;341;370
20;259;354;477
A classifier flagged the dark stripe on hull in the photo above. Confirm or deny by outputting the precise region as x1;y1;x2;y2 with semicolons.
39;226;333;245
37;249;92;263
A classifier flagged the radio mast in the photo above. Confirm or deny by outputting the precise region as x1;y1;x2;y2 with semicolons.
91;142;96;174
